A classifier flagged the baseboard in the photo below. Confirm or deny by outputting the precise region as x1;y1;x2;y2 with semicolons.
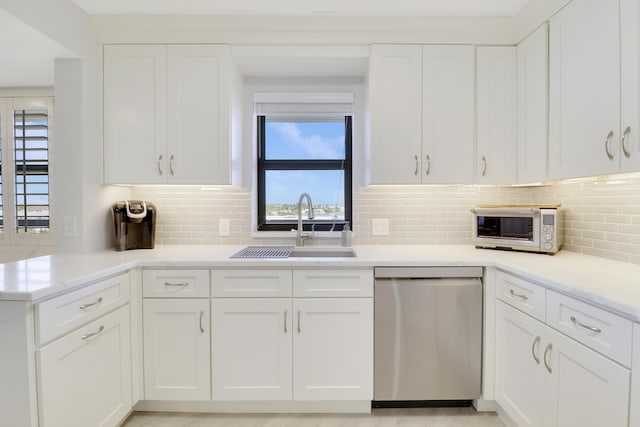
473;399;498;412
134;400;372;414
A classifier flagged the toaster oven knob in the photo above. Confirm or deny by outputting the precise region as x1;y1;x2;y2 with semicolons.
545;233;553;241
543;226;548;233
543;242;553;250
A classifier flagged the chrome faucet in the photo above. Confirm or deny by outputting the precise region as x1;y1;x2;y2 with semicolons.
296;192;315;246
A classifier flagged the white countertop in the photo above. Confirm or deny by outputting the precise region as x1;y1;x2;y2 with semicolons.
1;244;639;322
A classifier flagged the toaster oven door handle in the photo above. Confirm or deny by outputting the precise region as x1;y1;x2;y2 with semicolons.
471;207;539;215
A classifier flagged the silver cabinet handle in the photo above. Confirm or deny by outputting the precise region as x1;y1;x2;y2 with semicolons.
510;289;528;301
81;325;104;340
425;155;431;176
79;297;103;310
284;309;288;334
414;155;419;176
604;130;614;160
531;336;541;364
622;126;632;159
158;154;164;175
164;282;189;287
297;310;301;333
570;316;602;334
199;310;205;333
543;343;553;373
169;154;175;175
481;155;487;177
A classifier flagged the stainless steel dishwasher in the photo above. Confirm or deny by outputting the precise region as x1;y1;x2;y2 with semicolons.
373;266;483;405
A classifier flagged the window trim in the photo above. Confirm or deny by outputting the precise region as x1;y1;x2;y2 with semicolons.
256;115;353;232
0;97;54;245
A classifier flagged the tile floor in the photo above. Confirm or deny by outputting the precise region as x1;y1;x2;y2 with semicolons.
121;407;506;427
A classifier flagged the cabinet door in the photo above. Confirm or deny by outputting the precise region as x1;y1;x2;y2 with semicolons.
167;45;231;184
422;45;474;184
212;298;292;400
143;299;210;401
37;305;132;427
495;302;546;427
630;323;640;427
549;0;621;179
621;0;640;172
369;45;423;184
293;298;373;400
104;45;167;184
476;46;517;184
517;24;549;184
543;326;630;427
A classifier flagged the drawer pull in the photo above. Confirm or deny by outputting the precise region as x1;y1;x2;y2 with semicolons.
510;289;529;301
284;309;288;334
79;297;103;310
164;282;189;287
531;336;541;364
543;343;553;374
81;325;104;340
570;316;602;334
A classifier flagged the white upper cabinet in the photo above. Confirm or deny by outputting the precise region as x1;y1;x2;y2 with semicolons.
422;45;475;184
549;0;621;179
104;45;166;184
621;0;640;172
517;24;549;184
476;46;517;184
369;45;423;184
369;44;474;184
104;44;233;185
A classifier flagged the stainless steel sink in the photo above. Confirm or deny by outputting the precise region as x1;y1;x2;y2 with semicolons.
230;246;357;259
288;247;357;258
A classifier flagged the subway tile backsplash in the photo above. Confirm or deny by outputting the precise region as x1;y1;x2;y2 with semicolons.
130;174;640;265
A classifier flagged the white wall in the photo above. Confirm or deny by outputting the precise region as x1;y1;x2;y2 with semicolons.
0;1;131;254
130;174;640;265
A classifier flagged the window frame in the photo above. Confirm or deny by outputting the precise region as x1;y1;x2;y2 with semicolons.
0;96;54;245
256;115;353;232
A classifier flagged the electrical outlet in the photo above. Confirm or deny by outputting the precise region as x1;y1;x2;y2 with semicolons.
219;219;230;236
63;216;77;237
372;218;389;236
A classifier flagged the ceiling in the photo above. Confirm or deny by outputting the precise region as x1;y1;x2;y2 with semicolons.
70;0;531;17
0;9;73;87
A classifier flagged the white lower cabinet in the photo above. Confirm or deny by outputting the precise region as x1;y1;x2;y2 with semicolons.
212;298;292;400
495;301;546;427
36;305;132;427
496;301;631;427
143;298;211;400
293;298;373;400
211;268;374;402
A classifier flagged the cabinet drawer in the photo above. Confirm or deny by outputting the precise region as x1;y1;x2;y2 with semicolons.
36;273;130;345
212;269;292;297
496;270;546;322
293;269;373;297
547;290;633;367
143;269;210;298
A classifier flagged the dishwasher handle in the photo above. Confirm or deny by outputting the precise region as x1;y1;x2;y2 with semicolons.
374;266;483;279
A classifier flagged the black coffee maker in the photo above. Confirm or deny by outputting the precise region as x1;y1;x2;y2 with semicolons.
111;200;156;251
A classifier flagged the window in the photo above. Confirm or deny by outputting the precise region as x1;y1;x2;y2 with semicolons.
14;108;50;233
257;115;352;232
0;97;52;240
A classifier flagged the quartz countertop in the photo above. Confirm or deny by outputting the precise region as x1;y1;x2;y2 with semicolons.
1;244;639;322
